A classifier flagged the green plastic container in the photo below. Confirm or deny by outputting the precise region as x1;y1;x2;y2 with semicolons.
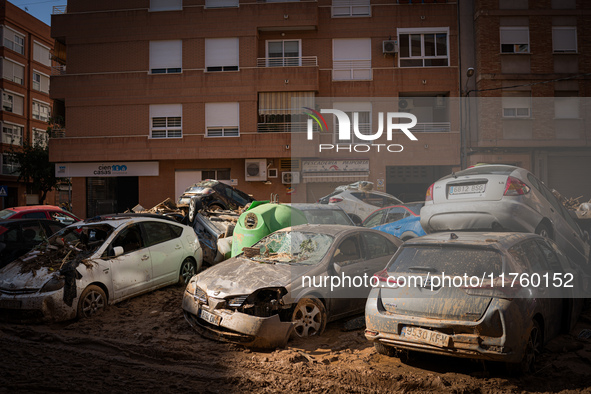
231;203;308;257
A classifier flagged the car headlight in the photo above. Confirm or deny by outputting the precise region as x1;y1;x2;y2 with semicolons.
228;295;248;307
40;276;65;293
185;278;196;295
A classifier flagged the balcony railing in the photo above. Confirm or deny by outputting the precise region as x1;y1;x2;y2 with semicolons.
332;59;372;80
52;65;66;75
52;5;67;14
412;122;451;132
50;128;66;138
257;122;308;133
257;56;318;68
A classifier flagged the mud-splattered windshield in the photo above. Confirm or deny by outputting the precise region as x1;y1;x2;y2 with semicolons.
250;231;334;266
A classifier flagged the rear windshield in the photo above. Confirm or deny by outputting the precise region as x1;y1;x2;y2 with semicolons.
302;209;352;225
387;245;503;277
0;209;17;219
404;203;424;215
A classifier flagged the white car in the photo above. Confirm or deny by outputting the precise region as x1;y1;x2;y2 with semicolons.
321;188;402;225
0;214;202;322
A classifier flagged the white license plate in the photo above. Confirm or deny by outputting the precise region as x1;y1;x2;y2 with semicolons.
449;184;486;195
199;308;221;326
404;326;450;347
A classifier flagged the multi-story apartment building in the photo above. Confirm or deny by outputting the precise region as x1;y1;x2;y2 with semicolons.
50;0;461;219
461;0;591;201
0;0;54;208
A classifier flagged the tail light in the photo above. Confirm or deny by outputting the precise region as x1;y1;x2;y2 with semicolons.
372;268;397;286
503;176;530;196
425;183;434;202
329;197;343;203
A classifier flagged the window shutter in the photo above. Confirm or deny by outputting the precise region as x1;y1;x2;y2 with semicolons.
553;27;577;52
2;59;12;80
205;38;239;69
13;95;24;115
149;40;182;70
40;74;50;93
333;38;371;61
205;0;238;7
150;104;182;119
500;27;529;45
150;0;182;11
33;42;51;67
206;103;239;127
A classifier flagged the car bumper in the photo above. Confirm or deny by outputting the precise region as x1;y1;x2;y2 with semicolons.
182;292;293;349
364;296;525;363
0;288;77;322
421;201;537;234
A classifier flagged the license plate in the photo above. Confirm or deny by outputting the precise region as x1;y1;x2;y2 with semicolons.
199;308;221;326
449;184;486;195
404;326;450;347
0;299;22;309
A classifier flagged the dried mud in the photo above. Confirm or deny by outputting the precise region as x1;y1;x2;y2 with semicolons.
1;286;591;393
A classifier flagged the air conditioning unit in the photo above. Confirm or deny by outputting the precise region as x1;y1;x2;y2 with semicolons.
245;159;267;181
282;171;300;185
398;98;414;111
382;40;398;54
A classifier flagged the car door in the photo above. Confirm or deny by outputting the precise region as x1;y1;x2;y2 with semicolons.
141;221;186;286
329;234;366;317
108;223;153;300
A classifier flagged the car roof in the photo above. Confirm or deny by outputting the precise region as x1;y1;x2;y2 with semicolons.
4;205;64;212
82;213;180;226
404;231;541;249
287;203;347;211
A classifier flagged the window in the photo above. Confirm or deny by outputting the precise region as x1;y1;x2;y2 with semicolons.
150;104;182;138
2;26;25;55
33;128;48;147
205;0;238;7
1;123;23;145
332;0;370;17
502;91;531;118
332;38;371;80
150;0;182;11
141;222;178;247
201;169;231;181
32;101;51;122
500;27;529;53
555;91;579;119
333;236;362;265
553;27;577;53
2;91;24;115
33;42;52;67
362;232;397;260
2;58;24;84
333;102;371;144
1;153;19;176
32;71;50;93
205;38;239;72
206;102;239;137
398;28;449;67
266;40;301;67
112;224;144;255
149;40;182;74
257;91;314;132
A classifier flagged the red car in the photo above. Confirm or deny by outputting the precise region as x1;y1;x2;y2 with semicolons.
0;205;81;225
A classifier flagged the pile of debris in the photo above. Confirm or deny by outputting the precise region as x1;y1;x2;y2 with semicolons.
18;242;95;275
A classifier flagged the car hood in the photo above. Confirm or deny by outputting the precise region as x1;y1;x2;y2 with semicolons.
195;257;313;298
0;262;53;290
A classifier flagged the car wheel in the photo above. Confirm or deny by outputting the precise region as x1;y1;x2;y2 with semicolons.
77;285;107;319
535;223;552;240
188;197;202;224
374;341;396;357
507;320;542;375
291;297;327;338
178;258;197;286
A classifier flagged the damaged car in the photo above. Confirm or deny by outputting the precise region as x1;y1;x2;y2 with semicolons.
183;224;401;348
177;180;255;211
0;215;202;322
365;232;587;374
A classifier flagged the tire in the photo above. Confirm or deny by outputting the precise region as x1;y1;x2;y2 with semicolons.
178;258;197;286
374;341;397;357
506;320;542;375
291;297;327;338
535;223;552;240
188;197;202;224
77;285;107;319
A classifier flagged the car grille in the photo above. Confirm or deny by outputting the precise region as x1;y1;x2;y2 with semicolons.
0;288;39;295
194;286;208;304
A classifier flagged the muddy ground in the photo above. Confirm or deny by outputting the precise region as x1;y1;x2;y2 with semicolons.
2;286;591;393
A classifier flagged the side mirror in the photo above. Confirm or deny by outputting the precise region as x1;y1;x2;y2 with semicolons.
113;246;124;257
333;261;342;275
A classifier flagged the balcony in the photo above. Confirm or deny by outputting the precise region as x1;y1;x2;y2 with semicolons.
412;122;451;133
257;56;317;68
257;121;308;133
52;5;67;14
51;65;66;76
50;128;66;138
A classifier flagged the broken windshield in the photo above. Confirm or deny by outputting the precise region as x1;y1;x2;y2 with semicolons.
250;231;334;266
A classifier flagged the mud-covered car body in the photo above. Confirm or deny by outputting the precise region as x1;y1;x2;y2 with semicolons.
183;224;402;348
363;202;426;241
0;219;67;269
365;232;586;370
0;215;202;322
177;180;254;211
420;165;590;268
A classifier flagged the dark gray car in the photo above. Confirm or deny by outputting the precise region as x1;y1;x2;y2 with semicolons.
183;224;402;348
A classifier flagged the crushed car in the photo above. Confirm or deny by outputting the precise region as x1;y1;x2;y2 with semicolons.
365;232;588;374
177;180;255;211
0;214;202;322
182;224;401;348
